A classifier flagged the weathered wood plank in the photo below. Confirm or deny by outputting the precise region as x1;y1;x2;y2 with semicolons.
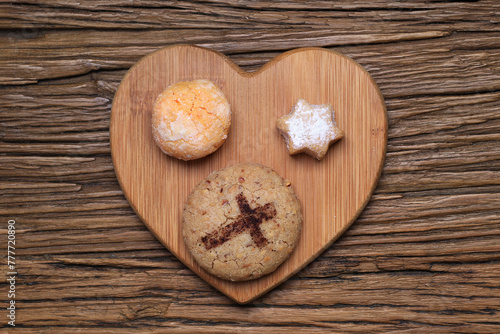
1;0;499;30
3;30;500;91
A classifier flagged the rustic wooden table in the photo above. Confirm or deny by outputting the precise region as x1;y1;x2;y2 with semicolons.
2;1;499;333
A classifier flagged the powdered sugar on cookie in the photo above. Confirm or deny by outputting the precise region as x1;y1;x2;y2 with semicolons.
151;79;231;161
277;99;344;160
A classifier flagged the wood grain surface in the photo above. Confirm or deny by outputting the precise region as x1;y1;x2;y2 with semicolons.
1;0;499;332
110;45;386;303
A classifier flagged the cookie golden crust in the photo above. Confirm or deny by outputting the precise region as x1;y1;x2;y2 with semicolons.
152;79;231;161
182;163;303;281
277;99;344;160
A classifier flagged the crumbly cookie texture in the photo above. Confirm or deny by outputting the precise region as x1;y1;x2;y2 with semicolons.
151;79;231;161
277;98;344;160
182;163;303;281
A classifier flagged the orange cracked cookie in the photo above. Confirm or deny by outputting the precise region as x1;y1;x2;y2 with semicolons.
152;79;231;161
182;163;303;281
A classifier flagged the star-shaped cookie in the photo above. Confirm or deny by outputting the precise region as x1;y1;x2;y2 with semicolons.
276;99;344;160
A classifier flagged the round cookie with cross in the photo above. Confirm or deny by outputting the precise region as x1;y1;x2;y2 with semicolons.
182;163;303;281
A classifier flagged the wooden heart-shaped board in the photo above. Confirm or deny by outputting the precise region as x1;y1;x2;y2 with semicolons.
110;45;387;303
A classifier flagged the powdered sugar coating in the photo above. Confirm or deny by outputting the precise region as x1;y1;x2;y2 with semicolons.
152;79;231;161
276;99;344;160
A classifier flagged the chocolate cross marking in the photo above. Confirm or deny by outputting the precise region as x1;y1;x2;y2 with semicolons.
201;193;277;250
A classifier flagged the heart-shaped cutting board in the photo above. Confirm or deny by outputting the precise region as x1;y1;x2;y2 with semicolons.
110;45;387;303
